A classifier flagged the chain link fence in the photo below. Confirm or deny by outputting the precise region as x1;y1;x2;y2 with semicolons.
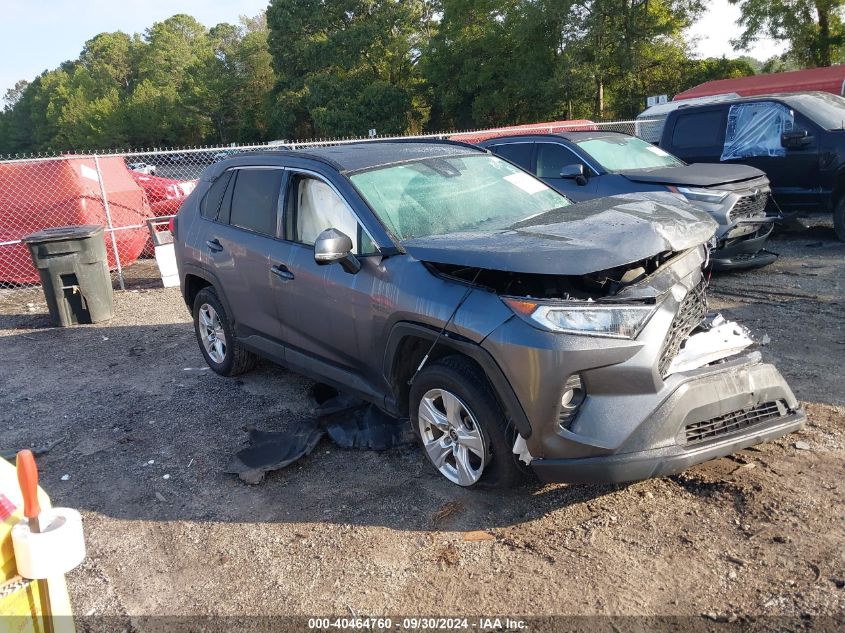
0;118;649;296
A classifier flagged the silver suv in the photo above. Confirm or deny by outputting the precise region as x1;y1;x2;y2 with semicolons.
173;141;805;488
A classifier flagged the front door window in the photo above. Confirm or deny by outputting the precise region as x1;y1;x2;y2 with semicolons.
536;143;584;178
287;176;373;253
721;102;794;161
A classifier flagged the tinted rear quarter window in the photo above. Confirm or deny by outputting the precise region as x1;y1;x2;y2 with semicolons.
201;171;233;220
489;142;533;170
671;110;725;149
228;169;283;236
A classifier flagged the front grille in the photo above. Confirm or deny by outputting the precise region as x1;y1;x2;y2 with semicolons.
684;400;788;444
658;280;708;377
729;191;769;221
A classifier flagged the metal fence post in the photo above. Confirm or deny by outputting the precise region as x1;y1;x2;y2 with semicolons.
93;155;125;290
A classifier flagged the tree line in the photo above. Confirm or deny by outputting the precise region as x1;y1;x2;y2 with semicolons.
1;0;839;154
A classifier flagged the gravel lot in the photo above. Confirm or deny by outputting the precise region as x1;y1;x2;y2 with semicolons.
1;222;843;630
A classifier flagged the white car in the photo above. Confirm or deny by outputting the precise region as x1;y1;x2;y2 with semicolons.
127;162;157;175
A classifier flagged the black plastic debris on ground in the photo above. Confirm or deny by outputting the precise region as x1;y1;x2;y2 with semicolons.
225;383;413;484
225;427;325;485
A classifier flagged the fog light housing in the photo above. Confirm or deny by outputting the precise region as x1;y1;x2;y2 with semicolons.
559;374;586;429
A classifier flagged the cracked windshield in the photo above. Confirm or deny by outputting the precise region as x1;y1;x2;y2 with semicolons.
351;154;570;239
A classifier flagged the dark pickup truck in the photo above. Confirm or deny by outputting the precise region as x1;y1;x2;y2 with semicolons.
659;91;845;241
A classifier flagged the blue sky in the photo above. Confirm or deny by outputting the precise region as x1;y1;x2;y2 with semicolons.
1;0;787;97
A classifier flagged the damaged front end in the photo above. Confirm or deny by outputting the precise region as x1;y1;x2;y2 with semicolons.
400;191;802;484
427;248;680;301
431;245;756;380
428;243;804;483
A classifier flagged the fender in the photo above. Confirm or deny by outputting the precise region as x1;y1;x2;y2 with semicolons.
383;322;533;438
180;262;235;325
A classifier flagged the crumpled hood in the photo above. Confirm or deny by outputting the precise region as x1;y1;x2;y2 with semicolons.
402;192;718;275
619;163;765;187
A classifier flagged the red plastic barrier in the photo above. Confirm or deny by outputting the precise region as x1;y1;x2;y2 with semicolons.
449;120;597;145
0;156;154;283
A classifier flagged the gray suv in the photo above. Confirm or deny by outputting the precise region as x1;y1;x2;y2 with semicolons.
173;141;805;488
478;132;776;271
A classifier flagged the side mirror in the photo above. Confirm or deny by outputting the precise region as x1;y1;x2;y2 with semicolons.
781;129;813;149
314;228;361;274
560;163;588;185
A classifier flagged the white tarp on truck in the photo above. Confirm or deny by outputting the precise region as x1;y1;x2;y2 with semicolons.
721;102;794;161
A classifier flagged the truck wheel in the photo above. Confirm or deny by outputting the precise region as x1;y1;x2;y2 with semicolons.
192;287;257;376
835;197;845;242
410;355;528;488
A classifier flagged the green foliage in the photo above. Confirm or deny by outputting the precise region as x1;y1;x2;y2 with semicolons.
80;32;137;92
0;12;274;153
266;0;434;138
729;0;845;67
677;56;756;93
761;54;804;74
2;2;834;154
424;0;708;123
423;1;559;129
3;80;30;111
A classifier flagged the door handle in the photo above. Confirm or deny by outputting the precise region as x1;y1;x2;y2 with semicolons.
271;264;295;281
205;239;223;253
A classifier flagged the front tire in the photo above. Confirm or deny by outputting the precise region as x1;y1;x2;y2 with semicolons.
192;288;257;376
409;355;527;488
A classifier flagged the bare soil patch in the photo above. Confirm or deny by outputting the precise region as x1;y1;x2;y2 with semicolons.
1;224;843;626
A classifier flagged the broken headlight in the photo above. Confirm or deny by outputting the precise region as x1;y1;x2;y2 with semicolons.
674;186;729;204
504;299;655;339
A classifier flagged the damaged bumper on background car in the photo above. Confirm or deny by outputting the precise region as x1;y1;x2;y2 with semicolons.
710;221;778;271
650;172;778;272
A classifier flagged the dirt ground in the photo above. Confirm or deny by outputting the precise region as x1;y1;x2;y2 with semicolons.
0;221;843;630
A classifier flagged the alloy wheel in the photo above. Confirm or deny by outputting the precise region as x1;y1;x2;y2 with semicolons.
198;303;227;364
418;388;487;486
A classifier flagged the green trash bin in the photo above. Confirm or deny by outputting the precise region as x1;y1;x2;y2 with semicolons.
22;225;114;327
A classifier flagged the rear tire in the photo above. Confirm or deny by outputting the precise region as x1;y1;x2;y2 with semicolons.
834;197;845;242
192;287;257;376
409;355;528;488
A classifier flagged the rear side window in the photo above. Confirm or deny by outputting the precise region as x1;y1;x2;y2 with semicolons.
201;171;233;220
536;143;583;178
489;143;533;170
671;111;724;149
228;169;283;236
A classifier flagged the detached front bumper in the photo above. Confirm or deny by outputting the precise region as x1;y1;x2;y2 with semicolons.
711;222;777;271
529;352;805;484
